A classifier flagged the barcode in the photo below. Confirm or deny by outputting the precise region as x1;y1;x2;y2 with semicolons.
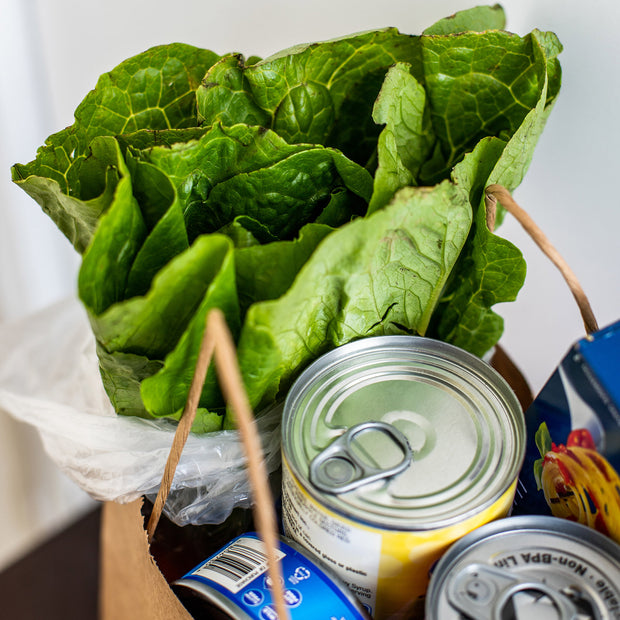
193;536;285;594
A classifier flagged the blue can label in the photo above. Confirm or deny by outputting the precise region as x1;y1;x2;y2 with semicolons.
179;532;368;619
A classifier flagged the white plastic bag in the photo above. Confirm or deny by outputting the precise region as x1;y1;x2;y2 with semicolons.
0;297;282;526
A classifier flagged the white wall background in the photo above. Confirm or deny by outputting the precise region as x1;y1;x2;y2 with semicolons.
1;0;619;569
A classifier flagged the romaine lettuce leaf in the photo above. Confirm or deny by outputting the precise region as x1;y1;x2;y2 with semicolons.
427;29;562;354
368;62;435;214
235;223;334;312
196;28;423;165
367;25;562;355
67;43;220;158
11;43;220;253
132;123;372;241
423;4;506;35
11;135;123;253
229;179;472;424
77;138;147;313
139;234;239;419
419;28;561;184
123;155;189;298
427;137;526;355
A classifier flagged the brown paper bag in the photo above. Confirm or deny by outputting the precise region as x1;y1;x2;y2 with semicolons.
100;498;193;620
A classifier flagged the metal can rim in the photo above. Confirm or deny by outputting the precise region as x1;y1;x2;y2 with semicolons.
282;335;525;530
425;515;620;618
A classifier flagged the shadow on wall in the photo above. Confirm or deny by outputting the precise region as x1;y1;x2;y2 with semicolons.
0;0;92;570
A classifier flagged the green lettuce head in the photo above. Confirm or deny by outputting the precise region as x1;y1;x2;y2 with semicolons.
12;5;561;431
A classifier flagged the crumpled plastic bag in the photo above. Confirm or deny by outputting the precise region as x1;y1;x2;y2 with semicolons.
0;296;282;526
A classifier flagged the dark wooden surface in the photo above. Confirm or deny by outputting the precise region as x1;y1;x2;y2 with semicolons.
0;506;101;620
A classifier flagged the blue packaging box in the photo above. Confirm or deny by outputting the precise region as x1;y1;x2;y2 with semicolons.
512;319;620;540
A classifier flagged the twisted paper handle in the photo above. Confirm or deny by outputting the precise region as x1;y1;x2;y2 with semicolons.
485;184;599;336
146;308;289;620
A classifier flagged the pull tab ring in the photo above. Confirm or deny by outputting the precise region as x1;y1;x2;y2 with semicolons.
308;421;412;494
446;563;598;620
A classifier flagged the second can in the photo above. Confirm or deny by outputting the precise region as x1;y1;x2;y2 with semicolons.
281;335;525;619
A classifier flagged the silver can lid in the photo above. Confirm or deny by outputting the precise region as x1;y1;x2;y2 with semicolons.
425;515;620;619
282;335;525;529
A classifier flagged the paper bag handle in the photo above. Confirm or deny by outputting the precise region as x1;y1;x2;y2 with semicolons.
146;308;289;620
485;184;599;335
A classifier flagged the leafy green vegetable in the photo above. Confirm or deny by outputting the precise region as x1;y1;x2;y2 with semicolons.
235;223;333;313
426;29;561;353
428;137;527;355
419;28;561;184
11;6;562;432
423;4;506;35
367;62;434;213
196;28;423;166
230;180;473;424
12;43;221;253
135;123;371;241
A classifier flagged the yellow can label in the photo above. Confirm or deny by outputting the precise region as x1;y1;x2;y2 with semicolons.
282;459;517;619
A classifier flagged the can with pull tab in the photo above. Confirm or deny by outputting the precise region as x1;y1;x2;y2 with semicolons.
281;335;525;619
425;515;620;619
172;532;370;619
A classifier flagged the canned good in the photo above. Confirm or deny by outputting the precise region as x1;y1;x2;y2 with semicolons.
281;335;525;619
425;515;620;619
173;532;370;619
